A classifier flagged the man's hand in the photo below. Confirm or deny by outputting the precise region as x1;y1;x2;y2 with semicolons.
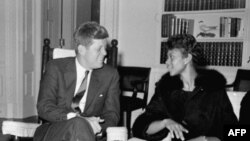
67;112;78;120
163;119;188;141
67;113;104;135
85;116;104;134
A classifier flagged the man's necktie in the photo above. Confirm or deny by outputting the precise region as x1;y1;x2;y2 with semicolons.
71;70;89;113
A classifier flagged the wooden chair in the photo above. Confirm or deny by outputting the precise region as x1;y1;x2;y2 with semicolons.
2;38;118;140
225;69;250;122
118;66;151;137
226;69;250;91
239;91;250;124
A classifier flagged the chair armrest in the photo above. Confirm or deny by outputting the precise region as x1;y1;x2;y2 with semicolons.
131;80;146;87
225;82;235;91
2;121;40;137
225;83;234;88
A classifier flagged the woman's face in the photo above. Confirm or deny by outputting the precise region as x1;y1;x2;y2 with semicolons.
165;48;188;76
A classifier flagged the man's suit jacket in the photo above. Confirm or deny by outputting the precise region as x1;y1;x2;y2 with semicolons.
36;57;120;131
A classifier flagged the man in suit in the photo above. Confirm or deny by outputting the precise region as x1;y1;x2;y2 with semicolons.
34;22;120;141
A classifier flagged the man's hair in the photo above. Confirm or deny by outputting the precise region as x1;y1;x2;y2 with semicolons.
73;21;109;47
166;34;204;66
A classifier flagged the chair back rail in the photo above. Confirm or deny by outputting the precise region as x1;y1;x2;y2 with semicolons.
118;66;151;108
226;69;250;91
41;38;118;78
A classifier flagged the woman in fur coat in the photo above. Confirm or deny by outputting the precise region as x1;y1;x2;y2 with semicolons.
132;34;237;141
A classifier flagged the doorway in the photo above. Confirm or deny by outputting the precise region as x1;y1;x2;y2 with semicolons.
42;0;100;49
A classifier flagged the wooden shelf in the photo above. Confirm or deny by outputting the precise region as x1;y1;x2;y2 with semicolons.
159;0;249;68
163;8;246;15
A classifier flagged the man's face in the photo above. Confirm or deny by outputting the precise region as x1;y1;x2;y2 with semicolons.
83;39;107;69
165;48;188;76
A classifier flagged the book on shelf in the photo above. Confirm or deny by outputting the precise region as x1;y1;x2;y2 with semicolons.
226;17;231;38
220;17;225;37
171;17;175;36
164;0;246;12
219;17;243;38
162;14;195;37
239;0;246;8
162;14;175;37
187;19;195;35
230;18;237;37
176;18;180;34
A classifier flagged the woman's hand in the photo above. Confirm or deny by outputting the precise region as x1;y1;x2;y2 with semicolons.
163;119;188;141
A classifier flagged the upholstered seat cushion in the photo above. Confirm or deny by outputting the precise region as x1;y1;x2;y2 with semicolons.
2;121;40;137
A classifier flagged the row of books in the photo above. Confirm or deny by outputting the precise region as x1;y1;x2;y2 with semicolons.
220;17;243;38
200;42;242;66
160;41;243;67
164;0;246;12
162;14;194;37
162;14;243;38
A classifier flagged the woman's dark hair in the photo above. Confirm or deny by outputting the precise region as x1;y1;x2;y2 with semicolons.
166;34;204;66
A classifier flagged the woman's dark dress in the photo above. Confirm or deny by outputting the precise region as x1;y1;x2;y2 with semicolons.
133;69;238;141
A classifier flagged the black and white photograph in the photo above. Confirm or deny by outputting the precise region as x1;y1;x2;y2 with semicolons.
0;0;250;141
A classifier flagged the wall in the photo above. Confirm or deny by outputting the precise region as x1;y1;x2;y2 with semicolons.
0;0;6;117
118;0;161;67
100;0;119;40
117;0;165;127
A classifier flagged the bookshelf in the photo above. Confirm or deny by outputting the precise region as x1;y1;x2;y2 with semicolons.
160;0;250;69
